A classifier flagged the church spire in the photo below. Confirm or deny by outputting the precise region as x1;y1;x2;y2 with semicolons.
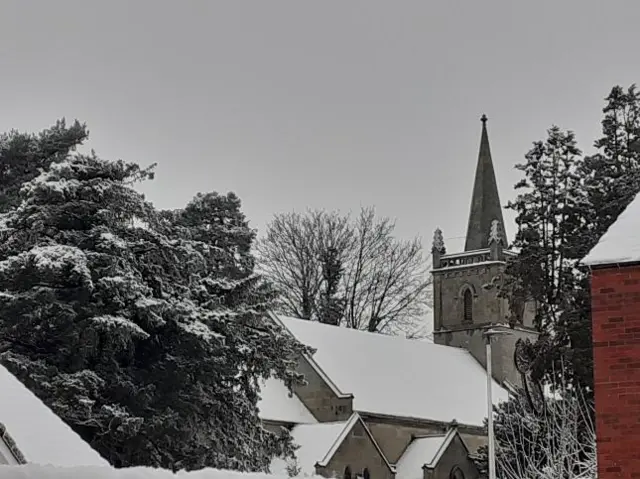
464;114;506;251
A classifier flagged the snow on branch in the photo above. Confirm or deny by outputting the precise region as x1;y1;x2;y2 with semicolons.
493;371;596;479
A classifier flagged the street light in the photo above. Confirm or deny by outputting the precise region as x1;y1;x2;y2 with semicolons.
483;327;512;479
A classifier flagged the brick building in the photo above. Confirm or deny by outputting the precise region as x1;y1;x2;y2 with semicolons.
259;116;538;479
584;192;640;478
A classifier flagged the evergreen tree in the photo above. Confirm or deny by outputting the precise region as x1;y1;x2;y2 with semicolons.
503;126;591;390
578;84;640;256
0;141;309;470
0;119;88;213
317;246;345;326
505;126;585;331
557;84;640;394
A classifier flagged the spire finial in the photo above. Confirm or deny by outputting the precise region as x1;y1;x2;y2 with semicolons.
481;114;488;125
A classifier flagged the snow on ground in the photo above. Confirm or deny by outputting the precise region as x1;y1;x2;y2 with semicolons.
275;316;508;427
0;365;108;467
257;379;316;424
0;464;323;479
583;190;640;266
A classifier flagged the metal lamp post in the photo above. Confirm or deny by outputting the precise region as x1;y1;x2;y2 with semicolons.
483;327;512;479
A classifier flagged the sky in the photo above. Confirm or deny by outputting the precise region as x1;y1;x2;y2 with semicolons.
1;1;639;252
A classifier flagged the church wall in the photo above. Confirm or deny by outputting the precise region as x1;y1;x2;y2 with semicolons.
365;421;446;464
434;263;507;329
521;299;537;329
293;356;353;422
458;432;487;455
434;326;537;387
364;418;487;464
318;421;393;479
426;435;480;479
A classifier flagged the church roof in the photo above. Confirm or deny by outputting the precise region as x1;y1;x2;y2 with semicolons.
257;377;317;424
395;428;460;479
464;115;506;251
274;316;508;427
0;364;108;467
584;189;640;267
270;413;391;477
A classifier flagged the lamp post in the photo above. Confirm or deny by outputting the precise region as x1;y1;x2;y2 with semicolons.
483;327;512;479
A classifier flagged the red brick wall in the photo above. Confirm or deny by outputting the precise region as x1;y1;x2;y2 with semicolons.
592;265;640;478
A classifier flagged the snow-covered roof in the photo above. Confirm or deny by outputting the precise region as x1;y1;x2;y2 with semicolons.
584;191;640;266
270;418;352;476
0;365;108;467
270;412;391;477
276;316;508;427
395;428;459;479
258;379;317;424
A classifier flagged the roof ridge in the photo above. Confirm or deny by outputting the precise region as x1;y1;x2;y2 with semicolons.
276;315;452;348
413;433;448;439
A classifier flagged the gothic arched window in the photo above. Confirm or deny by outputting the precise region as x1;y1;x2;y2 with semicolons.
463;288;473;323
450;466;465;479
363;468;370;479
344;466;352;479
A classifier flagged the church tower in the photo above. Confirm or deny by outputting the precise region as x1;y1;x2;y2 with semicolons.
431;115;538;388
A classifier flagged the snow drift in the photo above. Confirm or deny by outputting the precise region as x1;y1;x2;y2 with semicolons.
0;464;323;479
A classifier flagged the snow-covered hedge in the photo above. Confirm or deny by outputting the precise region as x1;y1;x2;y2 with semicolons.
0;465;322;479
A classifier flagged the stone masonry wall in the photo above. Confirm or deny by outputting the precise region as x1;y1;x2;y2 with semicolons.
434;263;507;330
435;326;537;387
366;421;446;463
366;418;487;464
319;421;393;479
427;435;479;479
293;356;353;422
592;266;640;479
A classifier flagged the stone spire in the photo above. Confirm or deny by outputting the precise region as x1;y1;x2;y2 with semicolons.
464;114;506;251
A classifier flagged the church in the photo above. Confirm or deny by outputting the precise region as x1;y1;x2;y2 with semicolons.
259;116;539;479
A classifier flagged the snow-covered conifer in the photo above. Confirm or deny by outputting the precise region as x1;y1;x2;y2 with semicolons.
0;144;308;471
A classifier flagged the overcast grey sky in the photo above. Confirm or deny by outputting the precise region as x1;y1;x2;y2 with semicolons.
1;1;639;251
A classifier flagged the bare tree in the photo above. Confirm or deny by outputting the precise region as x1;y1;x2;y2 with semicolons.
256;207;432;336
491;375;596;479
255;212;322;319
343;207;431;334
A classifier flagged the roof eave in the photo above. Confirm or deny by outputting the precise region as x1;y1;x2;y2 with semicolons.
586;259;640;270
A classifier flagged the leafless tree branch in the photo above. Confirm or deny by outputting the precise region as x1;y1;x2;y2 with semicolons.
256;207;432;336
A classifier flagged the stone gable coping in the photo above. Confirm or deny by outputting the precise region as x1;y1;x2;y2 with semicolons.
0;421;27;464
314;412;396;474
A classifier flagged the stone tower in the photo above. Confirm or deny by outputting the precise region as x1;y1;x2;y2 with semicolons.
431;115;538;388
